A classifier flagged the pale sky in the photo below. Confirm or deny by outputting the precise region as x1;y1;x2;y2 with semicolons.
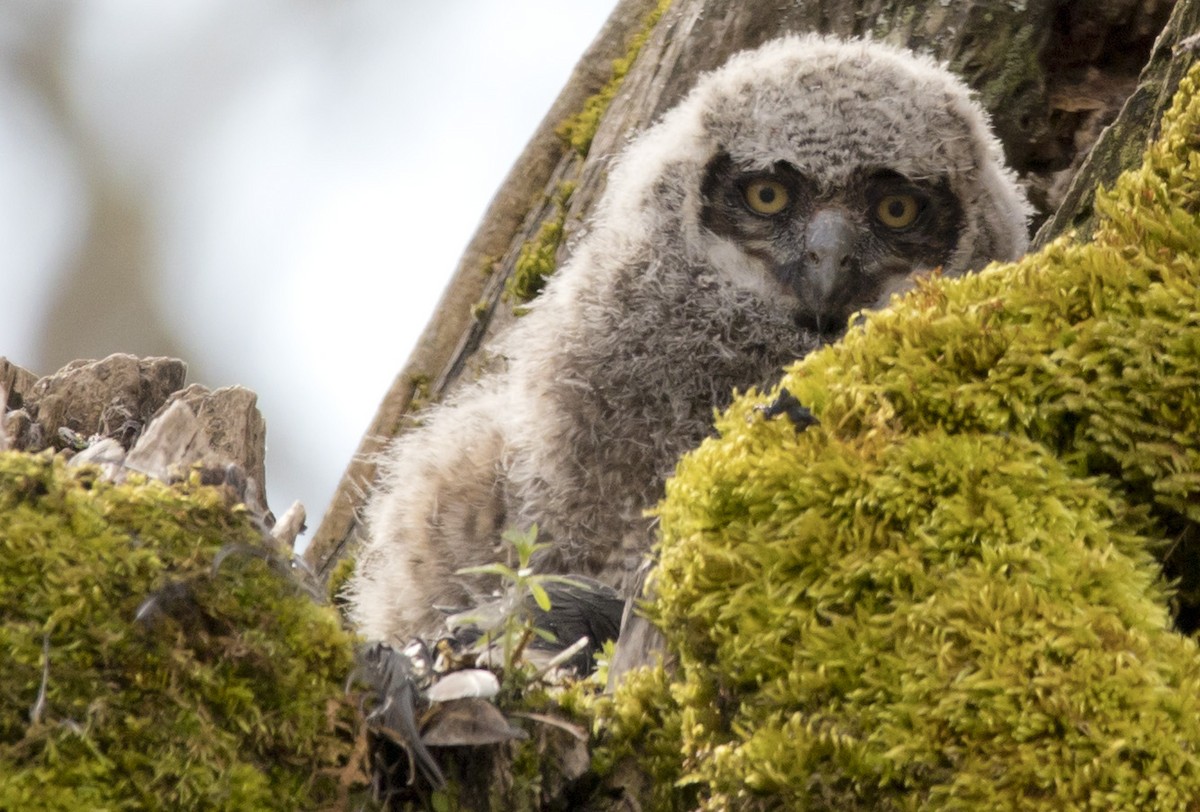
0;1;616;549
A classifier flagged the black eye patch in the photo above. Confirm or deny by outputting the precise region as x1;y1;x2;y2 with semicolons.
700;151;812;238
858;169;963;261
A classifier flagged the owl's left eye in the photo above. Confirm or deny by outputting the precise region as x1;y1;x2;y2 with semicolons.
743;179;790;215
874;193;922;229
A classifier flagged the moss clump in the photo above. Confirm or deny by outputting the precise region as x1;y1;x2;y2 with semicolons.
505;181;577;306
407;372;433;414
556;0;673;158
590;663;692;810
326;551;356;610
597;64;1200;810
650;432;1198;809
0;452;364;810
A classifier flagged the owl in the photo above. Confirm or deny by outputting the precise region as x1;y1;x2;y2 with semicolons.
349;34;1031;641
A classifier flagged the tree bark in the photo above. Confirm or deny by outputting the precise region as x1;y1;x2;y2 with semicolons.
1037;0;1200;243
306;0;1179;576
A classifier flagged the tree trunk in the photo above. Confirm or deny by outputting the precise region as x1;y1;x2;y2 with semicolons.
306;0;1179;576
1037;0;1200;242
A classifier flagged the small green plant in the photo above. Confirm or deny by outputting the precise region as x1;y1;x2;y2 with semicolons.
456;524;582;678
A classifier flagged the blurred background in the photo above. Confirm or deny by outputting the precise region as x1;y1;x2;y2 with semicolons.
0;0;615;550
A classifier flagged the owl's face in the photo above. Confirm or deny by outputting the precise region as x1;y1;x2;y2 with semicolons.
699;151;965;334
600;36;1030;339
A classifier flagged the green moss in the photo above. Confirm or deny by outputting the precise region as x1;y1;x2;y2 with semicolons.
504;181;577;306
596;63;1200;810
470;256;499;323
326;552;356;610
0;452;366;810
407;372;433;414
650;432;1196;809
556;0;673;158
591;664;693;811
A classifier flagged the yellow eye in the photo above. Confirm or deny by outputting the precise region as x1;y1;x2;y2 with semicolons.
875;194;921;229
744;179;790;215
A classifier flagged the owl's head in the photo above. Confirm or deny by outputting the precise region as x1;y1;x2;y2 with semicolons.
601;34;1031;335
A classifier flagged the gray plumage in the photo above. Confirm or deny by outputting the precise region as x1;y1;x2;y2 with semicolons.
349;34;1031;640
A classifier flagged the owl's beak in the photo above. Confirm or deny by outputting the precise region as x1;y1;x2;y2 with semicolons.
802;208;856;308
778;208;858;334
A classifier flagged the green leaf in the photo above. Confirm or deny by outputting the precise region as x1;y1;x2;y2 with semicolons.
456;563;518;580
528;581;552;612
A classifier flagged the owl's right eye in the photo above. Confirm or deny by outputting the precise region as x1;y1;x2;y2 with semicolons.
743;179;790;215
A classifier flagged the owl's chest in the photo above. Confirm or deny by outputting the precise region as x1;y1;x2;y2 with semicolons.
593;269;812;391
555;278;809;458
